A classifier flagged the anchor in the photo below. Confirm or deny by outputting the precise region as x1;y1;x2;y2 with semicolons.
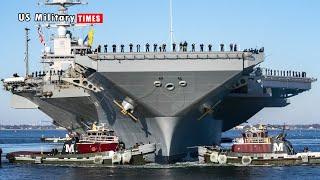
197;100;221;121
113;100;139;122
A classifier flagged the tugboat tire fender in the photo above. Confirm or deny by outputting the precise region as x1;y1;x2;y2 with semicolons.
94;156;104;164
241;156;252;166
210;152;219;163
112;153;122;164
122;151;132;164
218;154;227;164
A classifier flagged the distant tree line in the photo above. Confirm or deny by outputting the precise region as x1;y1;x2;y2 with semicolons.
0;124;59;130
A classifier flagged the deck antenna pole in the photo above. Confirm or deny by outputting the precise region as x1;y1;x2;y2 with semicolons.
169;0;174;50
24;28;30;77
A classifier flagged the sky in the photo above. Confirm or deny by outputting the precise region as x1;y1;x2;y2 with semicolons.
0;0;319;125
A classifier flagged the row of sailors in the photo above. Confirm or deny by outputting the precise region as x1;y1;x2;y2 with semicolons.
265;69;307;78
30;70;64;78
244;48;264;54
26;69;308;79
88;42;243;54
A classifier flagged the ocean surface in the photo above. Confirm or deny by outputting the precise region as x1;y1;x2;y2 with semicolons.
0;129;320;180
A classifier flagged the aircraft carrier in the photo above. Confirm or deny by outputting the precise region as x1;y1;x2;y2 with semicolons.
1;0;316;162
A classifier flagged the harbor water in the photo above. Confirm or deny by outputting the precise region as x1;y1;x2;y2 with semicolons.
1;129;320;180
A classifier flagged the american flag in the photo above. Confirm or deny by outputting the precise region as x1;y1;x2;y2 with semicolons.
37;26;45;46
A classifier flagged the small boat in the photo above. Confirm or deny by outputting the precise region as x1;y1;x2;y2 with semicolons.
198;124;320;166
40;136;68;143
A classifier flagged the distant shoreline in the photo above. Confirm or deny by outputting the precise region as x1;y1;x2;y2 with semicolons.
1;124;320;131
0;125;66;131
233;124;320;130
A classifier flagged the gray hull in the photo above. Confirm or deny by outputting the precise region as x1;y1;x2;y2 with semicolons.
15;92;97;132
86;70;241;160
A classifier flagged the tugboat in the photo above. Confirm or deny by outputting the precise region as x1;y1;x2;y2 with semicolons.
231;125;294;154
198;125;320;166
6;124;156;165
76;124;120;154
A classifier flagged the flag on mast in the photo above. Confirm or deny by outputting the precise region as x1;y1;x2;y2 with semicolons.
88;25;94;46
37;25;45;46
84;25;95;47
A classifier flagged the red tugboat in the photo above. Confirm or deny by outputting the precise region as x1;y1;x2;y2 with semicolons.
75;124;120;154
198;124;320;166
231;125;273;153
6;125;157;165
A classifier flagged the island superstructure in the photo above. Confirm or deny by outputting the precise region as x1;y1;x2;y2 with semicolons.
2;0;316;162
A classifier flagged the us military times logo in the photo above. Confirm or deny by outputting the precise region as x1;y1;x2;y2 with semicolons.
18;13;103;24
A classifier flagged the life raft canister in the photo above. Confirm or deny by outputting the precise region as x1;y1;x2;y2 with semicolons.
91;146;97;152
241;156;252;165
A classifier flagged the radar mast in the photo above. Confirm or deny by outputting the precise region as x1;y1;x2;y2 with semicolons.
24;28;30;77
41;0;88;56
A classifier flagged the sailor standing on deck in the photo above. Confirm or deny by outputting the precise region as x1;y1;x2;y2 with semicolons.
179;42;183;51
129;43;133;52
146;43;150;52
200;44;204;52
121;44;125;52
192;43;196;52
229;43;234;51
112;44;117;53
208;44;212;52
234;44;238;51
154;44;158;52
162;44;166;52
172;43;176;52
183;41;188;52
104;44;108;53
137;44;141;52
220;44;225;52
97;45;101;53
